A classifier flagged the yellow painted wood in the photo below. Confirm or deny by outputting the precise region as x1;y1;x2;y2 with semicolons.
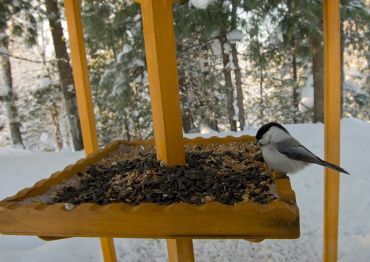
0;137;299;240
167;239;195;262
63;0;98;155
140;0;188;257
100;237;117;262
63;1;116;261
323;1;341;261
0;198;299;239
140;0;185;166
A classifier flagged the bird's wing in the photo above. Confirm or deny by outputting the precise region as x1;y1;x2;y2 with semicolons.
275;138;322;164
276;138;350;174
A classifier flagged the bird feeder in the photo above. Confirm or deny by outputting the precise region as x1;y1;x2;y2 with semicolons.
0;0;342;261
0;137;299;240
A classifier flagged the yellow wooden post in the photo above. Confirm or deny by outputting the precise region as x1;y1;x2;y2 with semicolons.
139;0;193;261
167;239;195;262
323;1;341;261
63;1;117;262
140;0;185;166
63;0;98;154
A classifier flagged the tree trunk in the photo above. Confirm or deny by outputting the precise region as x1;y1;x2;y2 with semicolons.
220;34;237;131
178;74;193;133
45;0;84;150
182;113;192;133
50;103;63;150
311;36;324;123
230;0;245;130
200;44;218;132
292;47;299;123
259;65;264;121
340;19;344;118
123;112;131;141
231;45;245;130
0;38;24;148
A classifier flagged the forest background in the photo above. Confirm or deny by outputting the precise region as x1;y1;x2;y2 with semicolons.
0;0;369;151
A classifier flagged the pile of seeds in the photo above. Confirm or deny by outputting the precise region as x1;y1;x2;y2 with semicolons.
43;142;276;206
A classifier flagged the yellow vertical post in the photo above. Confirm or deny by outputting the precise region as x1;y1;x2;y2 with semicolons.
139;0;193;261
63;1;117;262
63;0;98;154
323;1;341;261
167;239;195;262
140;0;185;166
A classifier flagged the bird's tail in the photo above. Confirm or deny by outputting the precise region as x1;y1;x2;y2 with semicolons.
319;160;350;175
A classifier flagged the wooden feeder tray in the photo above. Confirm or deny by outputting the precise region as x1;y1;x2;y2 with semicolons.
0;136;299;240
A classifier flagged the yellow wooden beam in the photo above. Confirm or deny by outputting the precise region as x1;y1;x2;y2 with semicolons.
140;0;189;260
323;1;341;261
140;0;185;166
63;0;98;155
167;239;195;262
63;1;117;262
100;237;117;262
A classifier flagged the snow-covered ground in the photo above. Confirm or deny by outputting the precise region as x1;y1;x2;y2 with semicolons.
0;118;369;261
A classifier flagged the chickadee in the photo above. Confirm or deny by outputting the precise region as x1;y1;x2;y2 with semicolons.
256;122;349;175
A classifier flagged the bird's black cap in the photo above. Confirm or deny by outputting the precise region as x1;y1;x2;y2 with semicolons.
256;122;289;141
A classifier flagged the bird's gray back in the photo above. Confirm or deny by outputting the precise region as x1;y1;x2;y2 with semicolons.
275;138;322;165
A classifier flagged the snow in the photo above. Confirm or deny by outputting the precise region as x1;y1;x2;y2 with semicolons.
1;118;370;261
299;97;314;112
223;42;231;55
210;39;222;56
299;74;314;112
38;77;58;89
132;58;145;67
0;85;10;97
0;46;9;54
190;0;215;9
117;44;133;61
227;30;244;44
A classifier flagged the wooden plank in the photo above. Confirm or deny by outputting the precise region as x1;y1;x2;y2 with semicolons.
167;239;195;262
140;0;185;166
0;200;299;239
323;1;341;262
63;1;116;261
63;0;98;155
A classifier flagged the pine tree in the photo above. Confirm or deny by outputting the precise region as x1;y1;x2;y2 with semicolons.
83;1;152;143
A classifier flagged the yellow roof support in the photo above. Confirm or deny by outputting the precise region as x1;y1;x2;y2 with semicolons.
63;0;98;155
139;0;190;260
63;1;117;261
323;0;341;261
140;0;185;166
